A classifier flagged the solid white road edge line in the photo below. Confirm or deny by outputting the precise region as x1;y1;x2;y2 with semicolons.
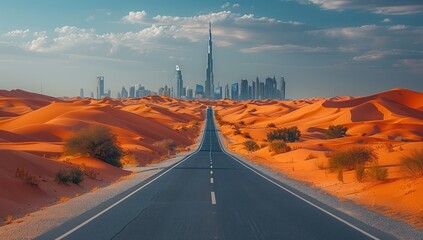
211;192;216;205
212;109;380;240
55;123;208;240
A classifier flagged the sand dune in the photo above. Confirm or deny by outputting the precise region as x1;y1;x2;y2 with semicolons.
215;88;423;228
0;89;205;224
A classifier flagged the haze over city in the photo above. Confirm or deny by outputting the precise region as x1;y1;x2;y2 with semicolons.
0;0;422;98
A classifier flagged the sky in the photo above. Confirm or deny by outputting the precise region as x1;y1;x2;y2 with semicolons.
0;0;422;99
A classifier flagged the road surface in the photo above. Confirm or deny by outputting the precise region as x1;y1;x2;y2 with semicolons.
39;107;394;240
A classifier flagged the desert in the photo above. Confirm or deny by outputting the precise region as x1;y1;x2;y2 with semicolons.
213;88;423;229
0;89;206;225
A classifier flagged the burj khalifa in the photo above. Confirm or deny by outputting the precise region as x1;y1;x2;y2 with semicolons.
205;22;214;99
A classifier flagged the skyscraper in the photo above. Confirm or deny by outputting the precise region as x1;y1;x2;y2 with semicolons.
205;22;214;99
175;65;183;99
96;76;104;99
240;79;249;100
255;77;260;99
80;88;84;98
280;77;286;100
231;82;239;100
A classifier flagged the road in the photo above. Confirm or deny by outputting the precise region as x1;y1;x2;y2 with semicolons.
39;107;393;240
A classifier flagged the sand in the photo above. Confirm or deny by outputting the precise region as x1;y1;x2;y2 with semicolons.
214;88;423;229
0;89;206;225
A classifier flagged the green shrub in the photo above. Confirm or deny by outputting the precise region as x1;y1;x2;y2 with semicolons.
367;166;388;181
267;127;301;143
328;146;377;182
401;150;423;178
243;140;260;152
64;125;123;167
55;168;84;185
269;140;291;154
267;123;276;128
326;125;348;139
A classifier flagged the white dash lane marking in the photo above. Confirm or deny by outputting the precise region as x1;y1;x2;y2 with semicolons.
210;170;213;175
211;191;216;205
210;165;213;169
210;178;214;184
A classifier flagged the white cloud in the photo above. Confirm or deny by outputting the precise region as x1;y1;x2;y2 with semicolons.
27;36;48;52
3;29;30;37
240;44;327;53
382;18;391;23
316;25;377;39
352;49;401;61
221;2;230;9
301;0;423;15
398;59;423;73
122;11;148;24
388;24;406;30
233;3;241;8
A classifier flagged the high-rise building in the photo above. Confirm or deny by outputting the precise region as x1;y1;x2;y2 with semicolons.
121;87;128;98
187;88;193;99
96;76;104;99
205;22;214;99
129;86;135;98
195;84;204;99
224;84;230;99
214;86;222;100
90;92;94;99
255;77;260;99
264;76;277;99
280;77;286;100
259;82;265;100
80;88;84;98
175;65;183;99
231;82;239;100
240;79;249;100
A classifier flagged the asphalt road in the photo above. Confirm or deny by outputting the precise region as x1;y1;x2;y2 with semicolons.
39;107;394;240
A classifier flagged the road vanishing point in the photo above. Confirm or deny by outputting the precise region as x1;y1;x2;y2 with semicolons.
39;107;394;240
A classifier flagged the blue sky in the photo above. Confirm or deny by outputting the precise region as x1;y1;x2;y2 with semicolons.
0;0;422;98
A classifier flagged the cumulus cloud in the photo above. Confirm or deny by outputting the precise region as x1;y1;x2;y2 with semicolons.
3;29;30;37
221;2;241;9
382;18;391;23
301;0;423;15
122;11;148;24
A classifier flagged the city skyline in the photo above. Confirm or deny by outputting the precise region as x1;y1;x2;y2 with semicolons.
0;0;422;98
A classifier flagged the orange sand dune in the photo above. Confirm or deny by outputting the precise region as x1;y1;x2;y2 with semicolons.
215;88;423;229
0;90;206;224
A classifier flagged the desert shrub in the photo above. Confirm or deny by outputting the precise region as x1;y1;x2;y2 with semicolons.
328;146;377;182
367;166;388;181
267;127;301;143
314;159;327;170
401;150;423;178
239;121;245;125
64;125;123;167
5;215;13;224
15;167;39;186
55;167;84;185
243;140;260;152
326;125;348;139
233;126;241;135
267;123;276;128
269;140;291;154
328;146;377;171
305;153;318;160
120;151;139;166
79;163;100;180
154;139;178;157
243;132;252;139
385;143;394;152
355;165;365;182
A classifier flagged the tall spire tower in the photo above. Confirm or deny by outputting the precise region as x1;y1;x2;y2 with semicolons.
205;21;214;99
